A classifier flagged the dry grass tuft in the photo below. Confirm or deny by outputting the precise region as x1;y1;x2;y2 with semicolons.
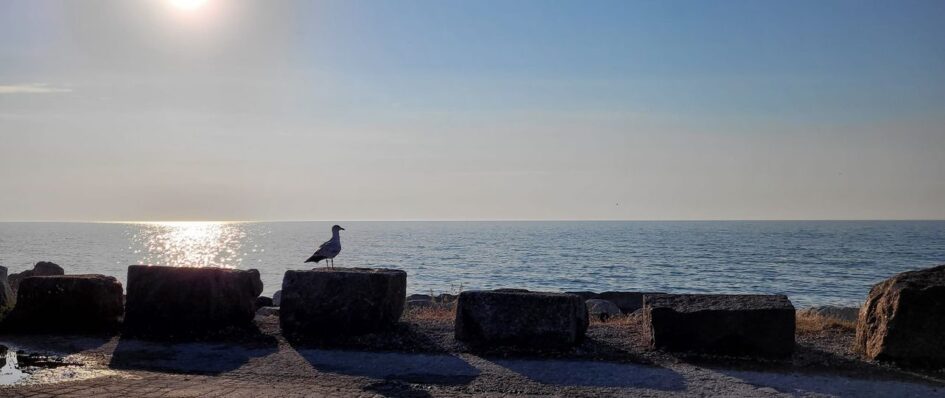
404;304;456;323
796;311;856;334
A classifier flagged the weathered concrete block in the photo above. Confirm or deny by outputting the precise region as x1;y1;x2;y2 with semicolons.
644;294;795;357
123;265;262;338
455;290;588;348
280;268;406;338
855;264;945;367
1;274;123;334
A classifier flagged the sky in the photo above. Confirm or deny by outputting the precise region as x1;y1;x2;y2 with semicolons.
1;0;943;221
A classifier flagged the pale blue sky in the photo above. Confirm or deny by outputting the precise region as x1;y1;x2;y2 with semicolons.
1;0;943;221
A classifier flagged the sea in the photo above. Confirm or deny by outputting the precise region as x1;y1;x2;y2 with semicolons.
0;221;943;308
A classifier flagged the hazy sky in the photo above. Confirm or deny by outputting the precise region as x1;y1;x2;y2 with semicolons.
1;0;943;221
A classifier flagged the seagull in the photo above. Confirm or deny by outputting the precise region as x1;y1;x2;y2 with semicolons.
305;224;345;268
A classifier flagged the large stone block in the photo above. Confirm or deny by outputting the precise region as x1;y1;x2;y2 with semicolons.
855;264;945;367
280;268;406;338
0;274;123;334
455;290;588;348
644;294;795;357
123;265;262;338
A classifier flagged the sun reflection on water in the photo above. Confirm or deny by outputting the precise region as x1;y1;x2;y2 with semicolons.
132;222;246;268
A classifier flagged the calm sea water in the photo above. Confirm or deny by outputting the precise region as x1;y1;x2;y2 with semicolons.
0;221;943;307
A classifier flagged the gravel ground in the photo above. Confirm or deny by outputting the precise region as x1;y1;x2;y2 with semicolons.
0;309;943;397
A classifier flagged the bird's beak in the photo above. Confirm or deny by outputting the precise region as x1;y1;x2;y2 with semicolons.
340;227;346;231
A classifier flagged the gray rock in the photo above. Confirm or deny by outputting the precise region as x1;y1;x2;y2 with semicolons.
455;290;588;348
0;274;123;334
272;290;282;306
8;261;65;295
407;294;433;302
644;294;796;358
255;296;274;308
855;264;945;367
255;306;280;317
585;299;621;321
280;268;407;338
800;306;859;323
123;265;262;338
598;291;666;314
435;293;457;303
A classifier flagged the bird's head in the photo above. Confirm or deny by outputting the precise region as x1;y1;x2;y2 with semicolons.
332;224;345;232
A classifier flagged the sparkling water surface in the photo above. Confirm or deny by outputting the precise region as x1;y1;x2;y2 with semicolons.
0;221;943;307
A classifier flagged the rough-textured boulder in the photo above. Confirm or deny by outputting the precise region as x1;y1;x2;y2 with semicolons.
123;265;263;338
644;294;795;357
455;290;588;348
800;306;859;323
855;264;945;367
8;261;65;295
280;268;407;338
586;299;621;321
0;275;123;334
255;296;274;308
272;290;282;306
0;266;15;315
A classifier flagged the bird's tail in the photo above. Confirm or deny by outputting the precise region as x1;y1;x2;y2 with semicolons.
305;254;325;263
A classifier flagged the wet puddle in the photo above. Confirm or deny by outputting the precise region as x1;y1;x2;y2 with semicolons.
0;344;87;385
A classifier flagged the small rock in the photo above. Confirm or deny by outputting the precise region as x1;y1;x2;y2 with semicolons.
585;299;621;321
8;261;65;295
255;306;280;317
272;290;282;306
598;291;666;314
255;296;274;308
800;306;859;323
407;294;432;302
435;294;457;303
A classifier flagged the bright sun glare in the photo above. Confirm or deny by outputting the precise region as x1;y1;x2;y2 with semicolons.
169;0;208;11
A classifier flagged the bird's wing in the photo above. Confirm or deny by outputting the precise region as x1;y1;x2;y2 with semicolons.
314;237;339;256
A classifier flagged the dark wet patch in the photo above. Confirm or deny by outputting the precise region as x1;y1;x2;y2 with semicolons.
0;344;82;385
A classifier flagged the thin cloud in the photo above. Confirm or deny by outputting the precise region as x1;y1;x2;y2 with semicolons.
0;83;72;94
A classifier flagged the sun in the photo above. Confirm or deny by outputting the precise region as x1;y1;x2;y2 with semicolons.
168;0;208;11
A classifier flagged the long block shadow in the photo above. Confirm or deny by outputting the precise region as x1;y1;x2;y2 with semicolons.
297;348;479;385
108;325;278;375
490;358;687;390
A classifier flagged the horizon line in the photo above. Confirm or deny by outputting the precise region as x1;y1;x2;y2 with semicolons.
1;218;944;223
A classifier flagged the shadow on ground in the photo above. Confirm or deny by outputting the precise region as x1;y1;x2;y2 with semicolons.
297;349;479;385
108;333;278;375
715;367;945;397
491;358;687;390
0;334;113;356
